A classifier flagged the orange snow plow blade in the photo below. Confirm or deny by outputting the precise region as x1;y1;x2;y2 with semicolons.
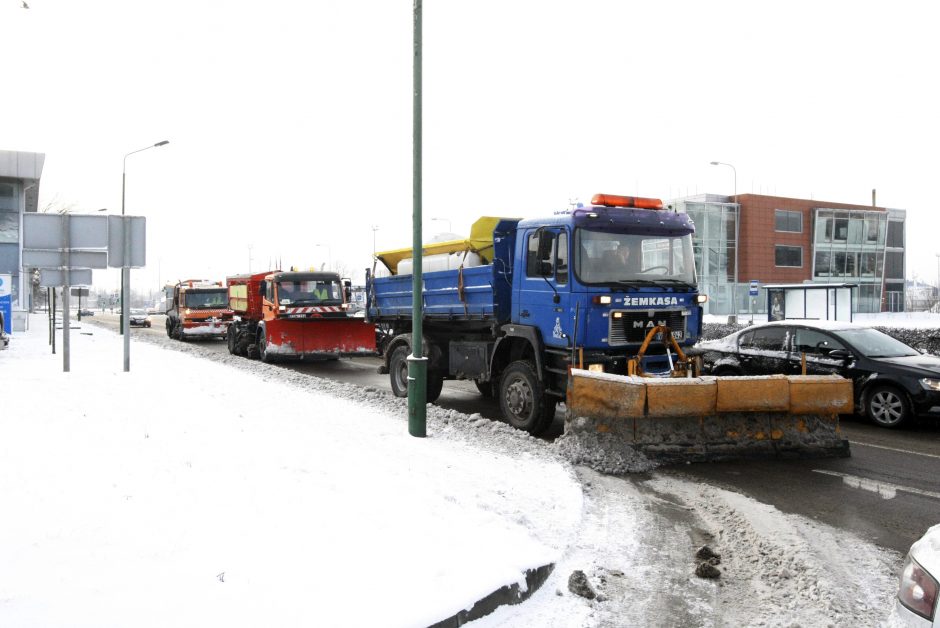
563;371;852;466
265;318;378;358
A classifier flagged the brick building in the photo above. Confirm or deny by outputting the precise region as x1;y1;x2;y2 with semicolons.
671;193;906;315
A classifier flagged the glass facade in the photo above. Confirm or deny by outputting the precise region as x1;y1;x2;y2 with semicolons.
679;196;739;315
812;208;889;313
0;181;20;305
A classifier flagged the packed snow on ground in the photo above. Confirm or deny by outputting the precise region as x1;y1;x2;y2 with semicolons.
0;315;904;627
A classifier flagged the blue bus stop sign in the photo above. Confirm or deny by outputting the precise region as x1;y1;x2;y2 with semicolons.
749;280;760;297
0;274;11;335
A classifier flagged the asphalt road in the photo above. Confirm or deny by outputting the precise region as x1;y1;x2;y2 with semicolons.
89;312;940;555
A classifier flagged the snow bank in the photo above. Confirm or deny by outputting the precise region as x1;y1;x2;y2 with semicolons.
0;316;583;628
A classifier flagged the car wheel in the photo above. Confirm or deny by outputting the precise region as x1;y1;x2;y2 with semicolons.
712;365;742;377
499;360;556;435
866;385;910;428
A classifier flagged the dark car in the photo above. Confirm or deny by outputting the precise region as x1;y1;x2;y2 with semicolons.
694;320;940;428
128;309;152;328
79;309;94;316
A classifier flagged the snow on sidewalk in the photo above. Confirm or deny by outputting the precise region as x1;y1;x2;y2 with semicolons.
0;316;583;628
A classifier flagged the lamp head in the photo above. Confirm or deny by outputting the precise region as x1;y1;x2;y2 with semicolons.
709;161;719;165
155;140;169;147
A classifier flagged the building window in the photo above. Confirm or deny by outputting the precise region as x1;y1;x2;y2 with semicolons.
775;210;802;233
884;250;904;279
886;221;904;248
775;245;802;267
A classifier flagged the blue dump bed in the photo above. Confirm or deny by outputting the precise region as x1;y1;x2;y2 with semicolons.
369;264;499;321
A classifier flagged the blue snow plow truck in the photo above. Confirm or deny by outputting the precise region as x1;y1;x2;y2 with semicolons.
367;193;706;435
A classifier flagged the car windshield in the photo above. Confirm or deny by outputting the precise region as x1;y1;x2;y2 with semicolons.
575;229;696;285
835;328;920;358
183;290;228;308
131;309;147;315
277;280;342;305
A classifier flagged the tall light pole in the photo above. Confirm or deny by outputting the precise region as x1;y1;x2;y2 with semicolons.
370;225;379;258
120;140;169;372
314;243;332;271
935;252;939;311
430;217;451;233
710;161;739;315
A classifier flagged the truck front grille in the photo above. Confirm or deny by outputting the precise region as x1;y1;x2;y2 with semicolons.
608;310;687;345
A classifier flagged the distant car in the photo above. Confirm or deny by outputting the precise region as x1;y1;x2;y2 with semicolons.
79;309;94;316
129;309;152;328
893;523;939;626
693;320;940;428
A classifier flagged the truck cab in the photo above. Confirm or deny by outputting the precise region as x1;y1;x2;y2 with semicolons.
165;279;233;340
512;194;703;374
261;272;351;322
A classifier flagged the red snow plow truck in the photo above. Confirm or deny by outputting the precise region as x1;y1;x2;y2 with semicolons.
165;279;233;340
225;270;378;362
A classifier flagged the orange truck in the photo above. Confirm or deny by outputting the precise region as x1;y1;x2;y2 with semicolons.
225;270;377;362
164;279;234;340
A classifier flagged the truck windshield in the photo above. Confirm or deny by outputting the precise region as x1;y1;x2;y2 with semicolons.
575;230;696;286
278;280;342;305
183;290;228;308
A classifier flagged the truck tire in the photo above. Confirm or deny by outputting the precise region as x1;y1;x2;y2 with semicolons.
166;319;173;338
427;372;444;403
474;379;495;398
258;331;276;363
389;346;410;398
246;342;259;360
227;329;238;355
499;360;556;435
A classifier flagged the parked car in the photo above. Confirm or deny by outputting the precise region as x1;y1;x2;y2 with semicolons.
79;309;94;316
693;320;940;428
893;523;939;626
129;309;152;328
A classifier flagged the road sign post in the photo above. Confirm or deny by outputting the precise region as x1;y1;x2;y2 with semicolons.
749;280;760;324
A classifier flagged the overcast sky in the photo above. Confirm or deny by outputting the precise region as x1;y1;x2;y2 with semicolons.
4;0;939;294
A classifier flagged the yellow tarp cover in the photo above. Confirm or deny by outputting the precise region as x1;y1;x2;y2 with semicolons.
375;216;517;275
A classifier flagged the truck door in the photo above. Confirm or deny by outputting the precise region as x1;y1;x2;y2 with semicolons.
518;228;571;349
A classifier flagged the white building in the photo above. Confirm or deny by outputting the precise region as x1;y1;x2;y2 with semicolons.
0;150;45;312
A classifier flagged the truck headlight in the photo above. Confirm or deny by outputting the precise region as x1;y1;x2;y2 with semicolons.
694;295;708;304
898;554;938;620
918;378;940;392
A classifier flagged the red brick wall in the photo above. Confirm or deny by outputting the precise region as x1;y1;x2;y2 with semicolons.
735;194;886;285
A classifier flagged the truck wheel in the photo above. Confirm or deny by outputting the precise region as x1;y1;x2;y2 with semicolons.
227;330;238;355
389;346;410;398
258;332;276;363
499;360;556;435
166;319;173;338
474;379;495;398
246;342;259;360
427;372;444;403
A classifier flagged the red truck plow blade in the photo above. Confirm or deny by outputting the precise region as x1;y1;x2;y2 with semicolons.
265;318;378;358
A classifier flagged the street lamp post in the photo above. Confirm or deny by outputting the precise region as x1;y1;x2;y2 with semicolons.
314;243;332;271
371;225;379;258
430;217;451;234
710;161;739;316
935;253;939;312
120;140;169;372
